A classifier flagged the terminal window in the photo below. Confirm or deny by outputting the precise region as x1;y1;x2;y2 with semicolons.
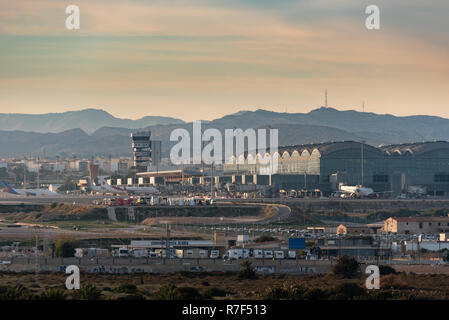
373;174;389;183
434;174;449;182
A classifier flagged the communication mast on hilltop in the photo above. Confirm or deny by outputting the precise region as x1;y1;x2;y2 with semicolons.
324;88;328;107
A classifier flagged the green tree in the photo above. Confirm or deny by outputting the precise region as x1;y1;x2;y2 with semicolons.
332;255;359;278
58;177;77;192
54;238;77;257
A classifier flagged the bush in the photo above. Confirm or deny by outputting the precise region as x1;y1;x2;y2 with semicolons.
236;260;257;279
54;238;78;257
328;283;367;300
176;287;202;300
114;284;137;294
381;274;408;290
118;293;145;300
261;287;290;300
152;284;202;300
0;285;33;300
71;284;102;300
203;287;227;298
40;288;67;300
301;288;328;300
332;255;359;278
152;284;180;300
379;265;397;275
254;235;276;243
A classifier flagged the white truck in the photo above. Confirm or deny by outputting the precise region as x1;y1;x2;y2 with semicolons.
287;250;297;259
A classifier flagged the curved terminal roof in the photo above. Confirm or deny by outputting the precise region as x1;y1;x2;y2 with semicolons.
240;140;449;160
381;141;449;156
275;141;384;157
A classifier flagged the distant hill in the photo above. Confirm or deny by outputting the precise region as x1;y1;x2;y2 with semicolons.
0;109;184;134
2;106;449;158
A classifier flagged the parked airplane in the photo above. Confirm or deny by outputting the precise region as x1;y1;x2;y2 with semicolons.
339;185;374;198
2;181;59;196
88;176;158;194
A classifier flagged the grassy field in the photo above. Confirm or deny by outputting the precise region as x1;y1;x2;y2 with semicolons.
2;270;449;300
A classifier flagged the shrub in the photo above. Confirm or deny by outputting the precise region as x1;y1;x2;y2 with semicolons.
328;283;367;300
152;284;180;300
332;255;359;278
236;260;257;280
203;287;227;298
152;284;202;300
0;285;33;300
379;265;397;275
40;288;67;300
301;288;328;300
381;274;408;290
176;287;202;300
118;293;145;300
71;284;102;300
114;284;137;294
254;235;276;243
261;287;290;300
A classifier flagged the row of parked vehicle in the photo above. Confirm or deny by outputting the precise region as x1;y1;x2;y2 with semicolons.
112;247;301;260
224;249;298;260
104;196;215;207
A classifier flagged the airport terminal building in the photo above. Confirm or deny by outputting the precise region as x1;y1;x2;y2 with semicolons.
222;141;449;196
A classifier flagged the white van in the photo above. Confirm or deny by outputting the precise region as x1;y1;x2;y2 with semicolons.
118;247;129;258
288;250;297;259
210;250;220;259
264;250;273;259
274;250;285;259
253;249;264;259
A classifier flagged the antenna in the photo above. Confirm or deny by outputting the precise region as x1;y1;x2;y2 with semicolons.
325;88;328;107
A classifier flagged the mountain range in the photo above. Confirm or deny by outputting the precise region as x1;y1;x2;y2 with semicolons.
1;107;449;158
0;109;184;134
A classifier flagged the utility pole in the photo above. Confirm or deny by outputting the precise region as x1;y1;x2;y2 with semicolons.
210;163;214;198
37;156;40;189
34;230;39;284
166;224;170;259
361;140;365;186
23;161;27;189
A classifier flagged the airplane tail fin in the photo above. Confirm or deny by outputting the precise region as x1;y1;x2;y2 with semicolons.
2;181;19;195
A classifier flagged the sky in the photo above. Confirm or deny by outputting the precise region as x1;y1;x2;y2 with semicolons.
0;0;448;122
